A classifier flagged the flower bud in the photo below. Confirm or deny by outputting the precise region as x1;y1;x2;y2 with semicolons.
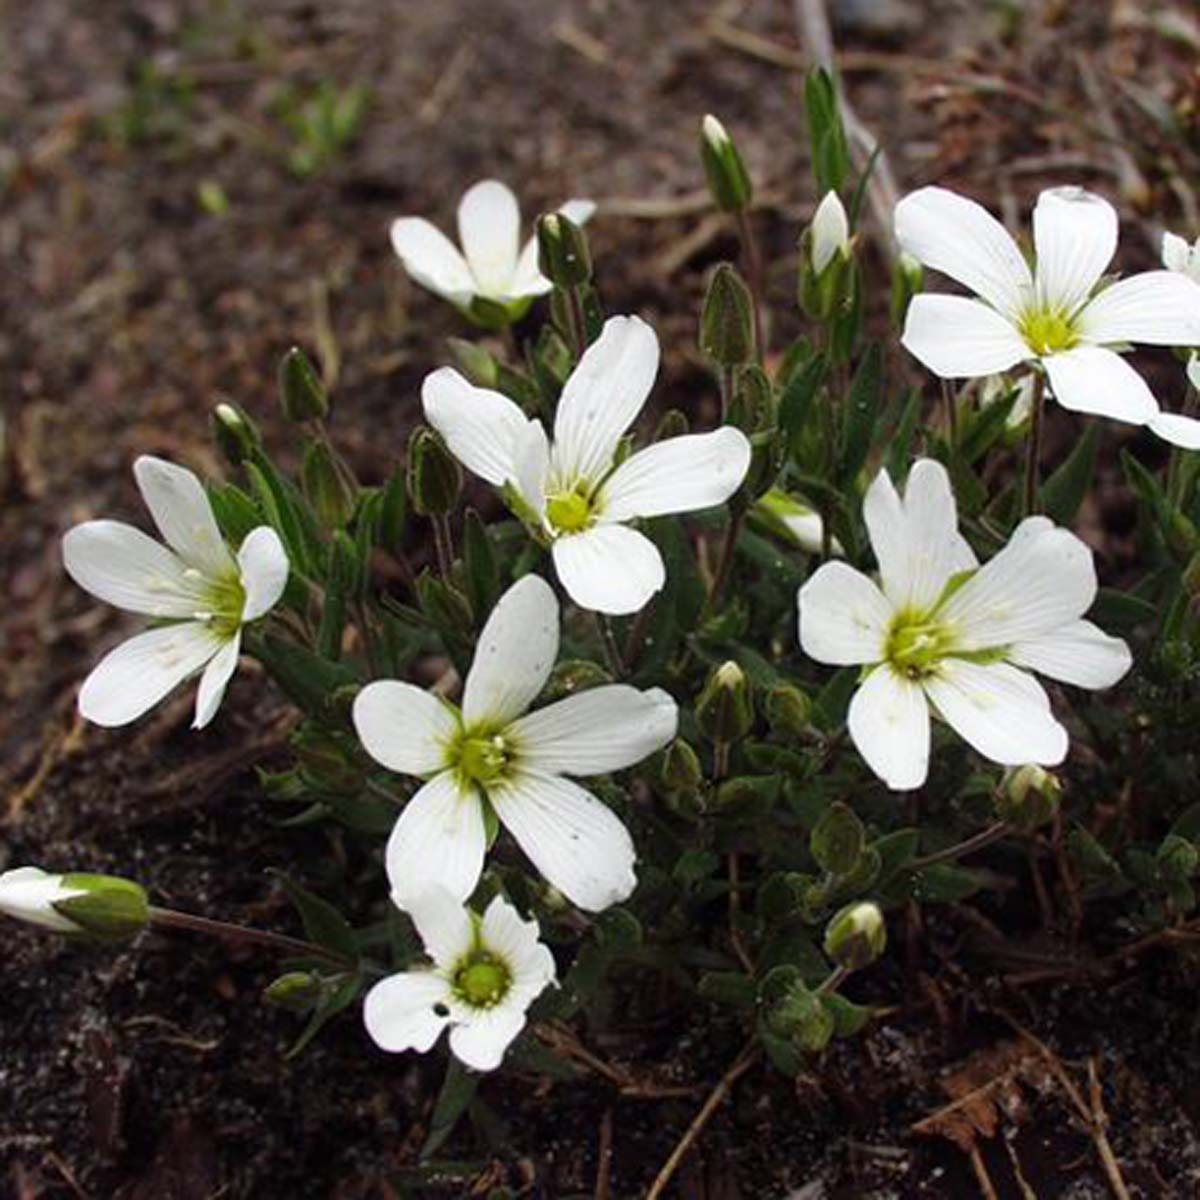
700;263;756;366
211;401;261;466
660;738;704;795
278;346;329;423
0;867;148;940
446;337;499;389
768;980;834;1052
300;439;358;529
536;212;592;288
996;764;1061;831
753;489;840;556
695;661;754;745
700;114;753;212
764;683;812;739
407;426;462;516
263;971;324;1012
544;658;614;702
809;190;849;275
1158;834;1199;881
823;901;886;972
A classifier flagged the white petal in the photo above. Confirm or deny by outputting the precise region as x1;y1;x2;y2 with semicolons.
78;622;223;727
353;681;459;776
363;971;452;1054
811;190;849;273
798;562;890;666
894;186;1034;320
1150;411;1200;450
847;666;930;791
508;685;678;775
1162;231;1193;275
462;574;559;727
924;660;1067;767
133;456;237;580
385;772;487;906
192;631;240;729
457;180;520;297
864;459;965;611
1042;346;1159;425
479;894;556;997
490;770;636;911
551;316;660;486
1190;353;1200;392
237;527;289;621
598;428;751;522
422;367;533;488
551;524;665;616
939;519;1096;647
510;198;597;298
390;217;475;305
1032;187;1117;314
0;867;84;933
514;419;550;519
62;520;207;618
901;294;1030;378
448;1006;527;1071
403;886;475;968
1009;619;1131;689
1077;271;1200;347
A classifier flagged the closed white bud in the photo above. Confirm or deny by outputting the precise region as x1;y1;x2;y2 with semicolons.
810;190;850;274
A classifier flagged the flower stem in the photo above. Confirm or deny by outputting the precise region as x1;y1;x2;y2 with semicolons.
147;906;352;968
718;364;736;422
594;612;626;678
815;963;851;996
431;513;455;582
1023;373;1046;516
565;284;589;362
734;208;765;357
622;599;656;673
942;379;959;447
707;502;748;613
908;821;1012;872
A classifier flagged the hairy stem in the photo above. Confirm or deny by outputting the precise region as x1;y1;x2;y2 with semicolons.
148;906;351;968
908;822;1012;872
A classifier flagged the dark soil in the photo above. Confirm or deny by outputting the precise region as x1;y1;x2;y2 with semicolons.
3;1;1200;1196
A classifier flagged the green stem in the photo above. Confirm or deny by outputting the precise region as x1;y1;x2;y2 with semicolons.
1023;373;1046;516
908;821;1012;872
734;208;765;357
814;964;851;997
431;513;455;582
623;598;657;673
707;503;748;614
594;612;626;678
942;379;959;448
147;906;351;968
565;284;589;362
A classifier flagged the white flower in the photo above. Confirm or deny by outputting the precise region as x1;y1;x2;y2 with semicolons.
895;186;1200;449
0;867;86;933
979;373;1037;431
797;459;1131;791
353;574;677;911
423;315;752;614
62;456;289;729
1163;231;1200;284
363;886;555;1072
390;179;595;315
810;190;850;274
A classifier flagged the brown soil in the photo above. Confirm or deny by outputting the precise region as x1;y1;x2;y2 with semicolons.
3;1;1199;1196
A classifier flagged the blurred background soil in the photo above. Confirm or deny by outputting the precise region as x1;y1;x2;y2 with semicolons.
2;1;1200;1196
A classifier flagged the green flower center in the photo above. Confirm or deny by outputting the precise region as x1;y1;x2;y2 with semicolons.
884;611;955;680
545;489;594;534
1020;307;1078;355
201;573;246;637
453;950;511;1008
453;731;512;788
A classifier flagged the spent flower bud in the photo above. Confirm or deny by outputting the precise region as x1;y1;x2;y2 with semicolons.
695;661;754;745
407;426;462;516
823;901;886;972
765;683;812;738
660;738;704;795
700;114;752;212
700;263;756;365
536;212;592;288
278;346;329;423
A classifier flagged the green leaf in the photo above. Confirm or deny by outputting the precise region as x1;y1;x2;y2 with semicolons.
699;971;758;1010
811;802;866;876
1043;423;1100;524
812;667;857;730
778;351;828;450
886;387;923;478
872;828;920;879
206;481;262;545
821;991;871;1038
836;343;884;488
252;633;359;720
284;971;363;1058
462;508;500;621
244;455;323;579
912;864;983;903
804;68;850;193
269;870;358;962
422;1058;480;1160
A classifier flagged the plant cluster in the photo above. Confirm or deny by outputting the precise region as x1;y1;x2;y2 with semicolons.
7;70;1200;1153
